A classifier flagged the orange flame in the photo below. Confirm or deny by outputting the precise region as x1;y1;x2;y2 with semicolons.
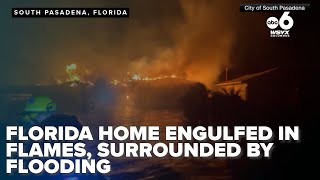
111;73;180;86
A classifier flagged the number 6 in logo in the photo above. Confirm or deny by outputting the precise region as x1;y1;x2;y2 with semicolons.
266;11;294;30
279;12;294;30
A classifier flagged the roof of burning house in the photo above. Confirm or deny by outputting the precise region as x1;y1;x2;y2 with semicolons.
216;67;278;86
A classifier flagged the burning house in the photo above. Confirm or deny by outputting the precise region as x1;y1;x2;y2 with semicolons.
130;78;207;109
110;72;208;110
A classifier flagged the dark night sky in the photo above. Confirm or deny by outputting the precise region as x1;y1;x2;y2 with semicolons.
0;0;317;87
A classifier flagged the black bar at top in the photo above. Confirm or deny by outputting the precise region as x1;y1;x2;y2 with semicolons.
240;4;310;12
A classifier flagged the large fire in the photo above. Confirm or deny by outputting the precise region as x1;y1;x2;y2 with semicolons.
55;63;181;87
110;72;180;87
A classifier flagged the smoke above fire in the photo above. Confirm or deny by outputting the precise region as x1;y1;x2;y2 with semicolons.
1;0;238;87
130;0;236;87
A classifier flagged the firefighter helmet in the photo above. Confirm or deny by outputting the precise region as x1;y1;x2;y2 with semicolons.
24;96;57;113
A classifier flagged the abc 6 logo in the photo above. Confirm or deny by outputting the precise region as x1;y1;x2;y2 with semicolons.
266;12;294;30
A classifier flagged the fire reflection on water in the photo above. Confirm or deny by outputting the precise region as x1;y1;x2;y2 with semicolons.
80;104;232;179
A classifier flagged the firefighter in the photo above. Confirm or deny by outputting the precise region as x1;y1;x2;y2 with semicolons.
19;96;57;128
16;96;106;180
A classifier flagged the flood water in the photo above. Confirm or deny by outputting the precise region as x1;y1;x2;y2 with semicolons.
79;104;233;180
0;85;306;179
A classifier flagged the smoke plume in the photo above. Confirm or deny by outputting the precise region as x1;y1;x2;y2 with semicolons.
1;0;238;88
129;0;237;87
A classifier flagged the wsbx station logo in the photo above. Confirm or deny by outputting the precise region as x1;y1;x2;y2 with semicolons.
266;12;294;37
